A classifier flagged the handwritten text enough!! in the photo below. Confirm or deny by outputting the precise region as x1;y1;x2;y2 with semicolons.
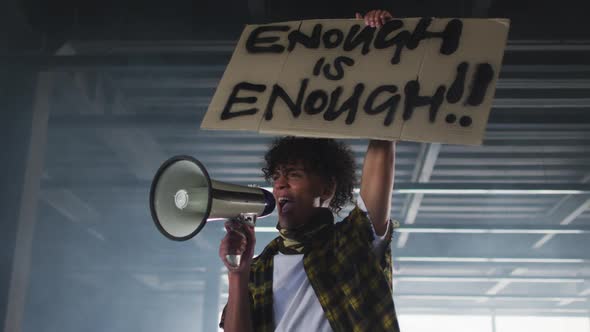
218;18;495;129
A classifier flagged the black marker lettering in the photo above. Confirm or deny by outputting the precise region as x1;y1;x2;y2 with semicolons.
445;113;457;124
304;90;329;115
264;79;309;120
323;84;365;124
446;62;468;104
343;24;375;55
322;56;355;81
288;24;322;51
408;18;462;55
364;85;401;126
375;18;462;64
459;116;472;127
403;80;446;123
323;29;344;48
466;63;494;106
323;87;343;119
313;57;325;76
246;25;290;54
439;19;462;55
374;19;408;65
221;82;267;120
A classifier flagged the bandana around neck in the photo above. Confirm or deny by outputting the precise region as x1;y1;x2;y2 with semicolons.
276;208;334;255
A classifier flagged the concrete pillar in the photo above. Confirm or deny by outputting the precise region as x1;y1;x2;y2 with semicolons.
1;69;51;332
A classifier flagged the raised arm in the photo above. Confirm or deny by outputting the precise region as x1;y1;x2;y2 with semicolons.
359;140;396;236
218;221;255;331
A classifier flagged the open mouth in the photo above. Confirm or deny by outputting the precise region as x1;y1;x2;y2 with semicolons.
278;197;294;213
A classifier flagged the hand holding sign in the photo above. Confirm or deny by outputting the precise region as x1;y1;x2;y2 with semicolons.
201;17;510;145
356;10;393;28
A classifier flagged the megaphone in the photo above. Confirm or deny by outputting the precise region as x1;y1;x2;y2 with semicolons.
149;155;275;266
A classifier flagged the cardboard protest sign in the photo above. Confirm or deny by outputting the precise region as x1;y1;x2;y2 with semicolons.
201;18;510;145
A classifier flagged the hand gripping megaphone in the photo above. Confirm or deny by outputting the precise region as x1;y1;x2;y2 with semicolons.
149;155;275;267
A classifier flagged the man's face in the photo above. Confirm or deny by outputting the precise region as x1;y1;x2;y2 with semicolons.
271;161;328;228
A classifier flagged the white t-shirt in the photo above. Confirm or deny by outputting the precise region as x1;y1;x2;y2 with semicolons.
272;197;390;332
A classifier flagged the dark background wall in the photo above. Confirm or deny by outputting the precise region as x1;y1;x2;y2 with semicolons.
11;0;590;52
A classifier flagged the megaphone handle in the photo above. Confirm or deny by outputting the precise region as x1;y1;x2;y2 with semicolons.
226;213;257;269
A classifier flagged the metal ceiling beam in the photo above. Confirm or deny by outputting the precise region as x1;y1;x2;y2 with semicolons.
443;144;590;153
132;274;206;291
1;44;588;70
393;275;586;283
178;154;582;166
40;189;101;224
218;292;588;303
47;113;590;129
396;257;590;264
114;77;220;89
53;61;169;181
501;64;590;73
64;39;590;53
395;294;587;303
397;225;590;234
106;77;590;90
71;40;237;53
255;224;590;234
397;307;590;315
72;72;105;114
486;123;590;132
0;54;231;70
532;197;590;249
51;72;107;115
392;183;590;195
532;175;590;249
485;279;511;295
496;78;590;89
398;143;441;248
493;98;590;108
42;181;590;195
505;41;590;52
97;125;168;181
124;96;212;107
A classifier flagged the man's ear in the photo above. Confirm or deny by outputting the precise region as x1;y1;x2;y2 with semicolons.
320;177;337;202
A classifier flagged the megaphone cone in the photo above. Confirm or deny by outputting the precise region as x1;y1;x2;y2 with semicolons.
149;155;275;242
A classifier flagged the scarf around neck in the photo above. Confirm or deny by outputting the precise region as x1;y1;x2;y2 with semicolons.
276;208;334;255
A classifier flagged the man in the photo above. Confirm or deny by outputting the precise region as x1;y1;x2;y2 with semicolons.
219;10;400;332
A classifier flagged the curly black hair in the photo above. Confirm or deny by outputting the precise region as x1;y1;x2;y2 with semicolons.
262;136;357;213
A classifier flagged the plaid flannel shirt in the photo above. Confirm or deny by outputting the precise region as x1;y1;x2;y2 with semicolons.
220;206;400;331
